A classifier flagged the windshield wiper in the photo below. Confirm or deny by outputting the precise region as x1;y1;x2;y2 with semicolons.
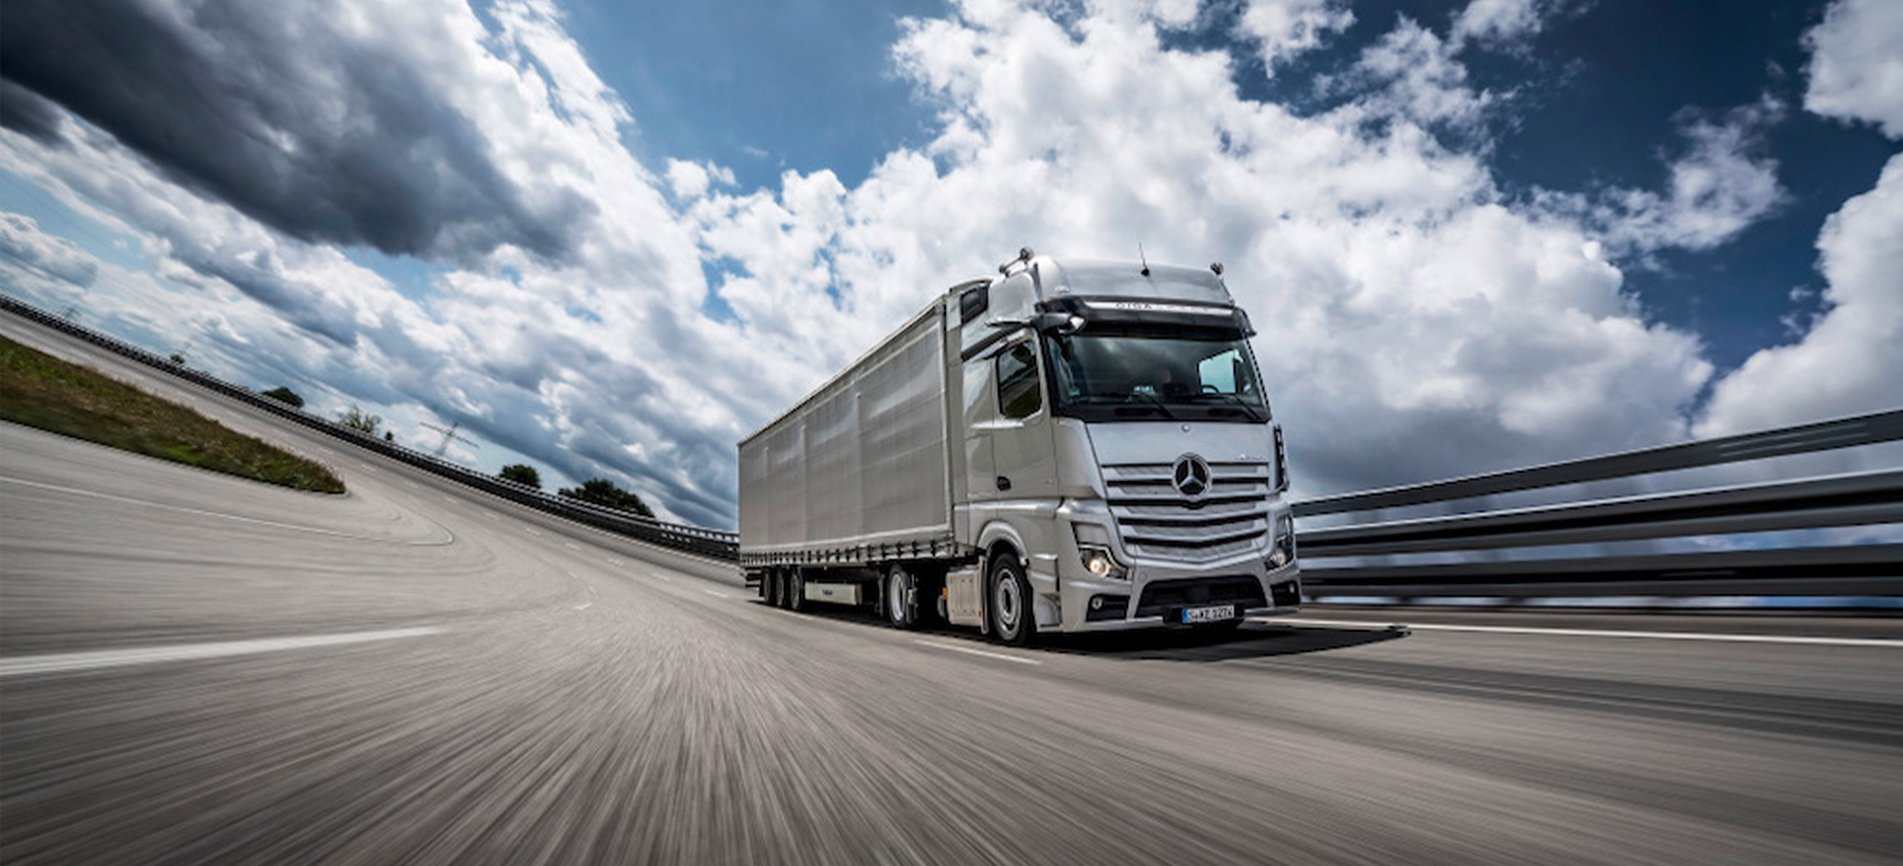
1125;391;1180;420
1187;392;1266;422
1073;394;1179;420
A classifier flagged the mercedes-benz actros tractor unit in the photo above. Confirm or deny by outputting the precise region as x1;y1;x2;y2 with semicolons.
738;249;1299;645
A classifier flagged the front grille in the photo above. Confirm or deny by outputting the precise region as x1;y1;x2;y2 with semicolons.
1270;579;1300;607
1135;576;1267;617
1105;461;1272;562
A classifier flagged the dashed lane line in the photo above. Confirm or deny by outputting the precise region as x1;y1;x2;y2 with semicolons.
912;639;1041;666
0;627;446;677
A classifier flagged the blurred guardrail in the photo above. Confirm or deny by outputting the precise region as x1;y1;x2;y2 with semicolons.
1293;410;1903;601
1;295;739;559
8;294;1899;599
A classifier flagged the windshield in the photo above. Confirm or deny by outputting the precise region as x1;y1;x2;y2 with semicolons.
1044;332;1269;423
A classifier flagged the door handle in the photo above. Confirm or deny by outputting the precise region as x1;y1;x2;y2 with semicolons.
995;475;1012;491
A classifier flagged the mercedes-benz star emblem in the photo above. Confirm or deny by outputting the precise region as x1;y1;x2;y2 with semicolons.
1172;453;1211;498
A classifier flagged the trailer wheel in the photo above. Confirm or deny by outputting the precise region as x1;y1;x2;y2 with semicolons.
988;555;1035;647
789;568;807;612
764;568;781;607
773;568;791;609
884;565;919;629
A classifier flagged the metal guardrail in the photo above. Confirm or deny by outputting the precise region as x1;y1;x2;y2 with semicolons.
1;295;739;559
8;293;1898;599
1294;409;1903;599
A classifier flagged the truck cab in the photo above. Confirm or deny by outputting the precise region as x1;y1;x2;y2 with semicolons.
948;253;1299;638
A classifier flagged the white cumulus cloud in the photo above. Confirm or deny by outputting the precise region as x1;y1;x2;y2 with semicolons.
1804;0;1903;137
4;0;1884;527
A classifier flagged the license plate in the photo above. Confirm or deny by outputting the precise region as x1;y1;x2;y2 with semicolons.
1181;604;1237;624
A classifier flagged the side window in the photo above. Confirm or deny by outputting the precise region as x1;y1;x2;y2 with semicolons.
959;285;989;324
997;342;1042;419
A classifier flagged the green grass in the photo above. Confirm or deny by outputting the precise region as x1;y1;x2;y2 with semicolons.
0;335;345;494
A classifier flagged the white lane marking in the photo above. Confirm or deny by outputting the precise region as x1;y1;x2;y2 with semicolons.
485;512;501;521
574;601;594;611
0;477;454;545
913;639;1041;666
607;558;624;566
443;495;458;504
403;481;419;489
0;627;445;677
564;542;581;551
524;528;542;537
702;589;732;599
655;574;674;583
1270;618;1903;648
357;465;379;473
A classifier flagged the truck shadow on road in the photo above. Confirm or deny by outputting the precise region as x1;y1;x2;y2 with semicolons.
1037;623;1407;661
761;601;1404;660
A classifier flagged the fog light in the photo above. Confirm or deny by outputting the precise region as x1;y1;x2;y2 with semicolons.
1090;595;1104;610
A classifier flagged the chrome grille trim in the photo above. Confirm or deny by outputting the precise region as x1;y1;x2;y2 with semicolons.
1105;459;1272;563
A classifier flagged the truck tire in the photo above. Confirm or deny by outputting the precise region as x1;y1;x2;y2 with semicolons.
789;568;807;612
774;568;791;609
988;555;1036;647
884;565;919;629
764;568;781;607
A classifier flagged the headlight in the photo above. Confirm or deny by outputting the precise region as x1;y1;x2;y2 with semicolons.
1072;523;1127;579
1269;512;1296;568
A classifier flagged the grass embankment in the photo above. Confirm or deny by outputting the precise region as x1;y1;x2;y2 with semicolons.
0;335;345;493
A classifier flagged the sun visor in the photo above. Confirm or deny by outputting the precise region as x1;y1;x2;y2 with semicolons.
1037;295;1253;337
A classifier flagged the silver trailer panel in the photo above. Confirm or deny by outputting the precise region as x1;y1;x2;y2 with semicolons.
738;305;954;560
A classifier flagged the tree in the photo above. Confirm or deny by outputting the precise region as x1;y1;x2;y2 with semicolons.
261;386;305;408
558;477;653;518
338;405;381;436
384;431;395;442
167;352;186;366
499;463;542;489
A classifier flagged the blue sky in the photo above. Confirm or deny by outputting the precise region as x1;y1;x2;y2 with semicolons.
575;0;1896;372
1;0;1898;527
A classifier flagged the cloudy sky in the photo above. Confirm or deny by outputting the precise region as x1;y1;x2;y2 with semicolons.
1;0;1897;528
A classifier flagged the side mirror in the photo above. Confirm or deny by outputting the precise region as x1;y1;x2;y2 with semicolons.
1033;312;1085;335
985;317;1028;330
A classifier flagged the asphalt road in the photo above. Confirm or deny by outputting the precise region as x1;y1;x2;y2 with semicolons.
3;314;1901;865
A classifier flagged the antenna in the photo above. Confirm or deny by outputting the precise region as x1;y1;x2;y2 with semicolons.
997;246;1035;275
419;420;480;458
1138;244;1150;277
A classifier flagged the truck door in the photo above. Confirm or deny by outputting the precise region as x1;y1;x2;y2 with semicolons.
962;351;998;501
982;337;1057;499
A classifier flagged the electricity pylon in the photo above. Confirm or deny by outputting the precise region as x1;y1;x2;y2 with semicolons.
420;421;479;458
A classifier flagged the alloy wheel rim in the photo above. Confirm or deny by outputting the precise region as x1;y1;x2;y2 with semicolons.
995;571;1020;633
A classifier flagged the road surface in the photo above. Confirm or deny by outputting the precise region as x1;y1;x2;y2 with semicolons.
2;313;1900;865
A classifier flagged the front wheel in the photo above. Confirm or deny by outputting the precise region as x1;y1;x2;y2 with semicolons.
988;555;1035;647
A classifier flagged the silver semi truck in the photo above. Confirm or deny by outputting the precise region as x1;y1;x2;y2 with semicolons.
738;250;1299;644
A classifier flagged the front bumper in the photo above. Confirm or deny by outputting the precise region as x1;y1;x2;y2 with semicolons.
1050;558;1301;632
